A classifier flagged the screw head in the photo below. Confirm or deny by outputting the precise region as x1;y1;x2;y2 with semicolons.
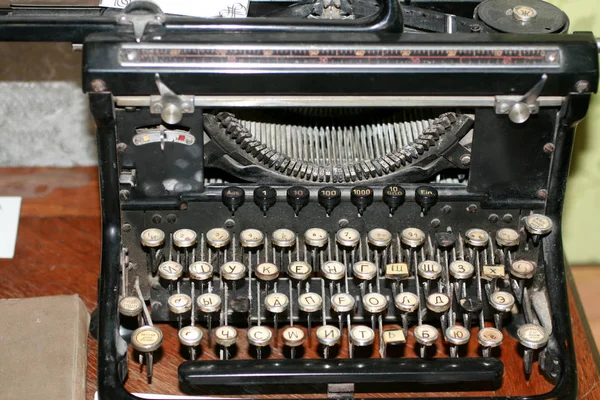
467;204;477;213
91;79;107;92
181;102;192;112
537;189;548;199
460;154;471;166
543;143;555;153
576;80;589;93
150;103;163;113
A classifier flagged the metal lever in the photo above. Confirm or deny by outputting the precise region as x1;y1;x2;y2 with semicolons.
495;74;547;124
150;74;195;125
116;1;165;42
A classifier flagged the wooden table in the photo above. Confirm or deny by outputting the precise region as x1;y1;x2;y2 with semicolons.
1;167;599;399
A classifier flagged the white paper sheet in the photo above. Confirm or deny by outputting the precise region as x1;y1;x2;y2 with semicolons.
0;197;21;259
99;0;250;18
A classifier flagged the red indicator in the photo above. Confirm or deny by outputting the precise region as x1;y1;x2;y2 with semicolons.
178;135;186;142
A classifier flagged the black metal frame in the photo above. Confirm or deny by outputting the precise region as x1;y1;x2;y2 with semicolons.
92;98;589;400
1;0;597;398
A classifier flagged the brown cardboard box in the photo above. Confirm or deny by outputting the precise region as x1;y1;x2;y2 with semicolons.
0;295;89;400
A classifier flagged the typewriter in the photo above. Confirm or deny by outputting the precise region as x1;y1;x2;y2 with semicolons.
1;0;598;398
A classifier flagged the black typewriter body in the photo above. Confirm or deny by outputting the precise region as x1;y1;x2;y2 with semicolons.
2;0;598;398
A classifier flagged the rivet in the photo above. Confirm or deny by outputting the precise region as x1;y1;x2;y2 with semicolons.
543;143;555;153
91;79;107;92
575;80;589;93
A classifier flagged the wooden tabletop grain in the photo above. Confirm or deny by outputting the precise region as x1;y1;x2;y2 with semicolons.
0;167;598;399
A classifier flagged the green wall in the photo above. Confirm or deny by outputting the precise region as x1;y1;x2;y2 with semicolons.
545;0;600;264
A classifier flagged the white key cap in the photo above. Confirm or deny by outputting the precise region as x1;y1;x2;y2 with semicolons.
394;292;419;313
464;228;489;247
304;228;329;248
362;292;388;314
426;292;451;313
158;261;184;281
178;326;203;347
517;324;549;350
489;291;515;312
330;292;355;313
353;261;377;280
255;262;279;281
321;261;346;281
196;293;222;313
264;293;289;314
131;325;163;353
417;260;442;280
510;259;536;279
335;228;361;248
214;325;238;347
271;229;296;248
478;327;503;348
383;329;406;345
350;325;375;346
385;263;409;280
316;325;341;346
140;228;165;248
282;326;306;347
168;293;192;314
206;228;231;248
413;324;438;346
287;261;312;280
496;228;520;247
240;229;265;248
298;292;323;313
449;260;474;280
173;229;197;248
221;261;247;280
400;228;425;248
119;296;144;317
367;228;392;247
189;261;213;281
445;325;470;346
524;214;553;236
247;326;272;347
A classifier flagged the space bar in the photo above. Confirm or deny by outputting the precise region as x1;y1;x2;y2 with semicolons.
179;358;504;386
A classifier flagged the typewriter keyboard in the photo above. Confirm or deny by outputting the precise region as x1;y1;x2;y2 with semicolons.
118;186;554;393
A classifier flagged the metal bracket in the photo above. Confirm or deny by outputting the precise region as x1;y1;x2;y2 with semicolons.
116;1;166;42
133;126;196;150
150;74;195;125
327;383;355;399
495;74;547;124
118;169;137;187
